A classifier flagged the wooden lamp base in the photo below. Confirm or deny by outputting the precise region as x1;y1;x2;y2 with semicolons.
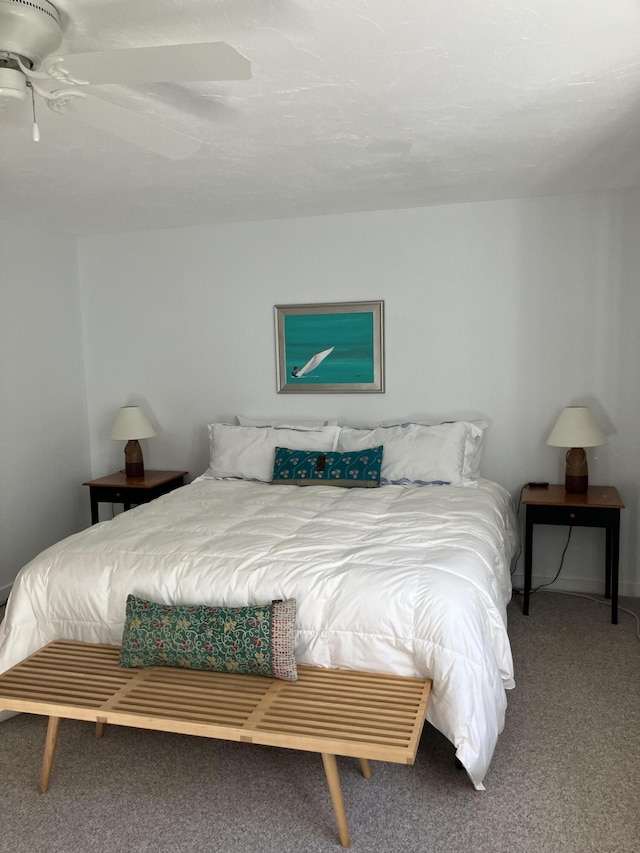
124;439;144;479
565;447;588;494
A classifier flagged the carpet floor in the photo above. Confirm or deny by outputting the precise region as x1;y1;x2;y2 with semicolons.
0;592;638;853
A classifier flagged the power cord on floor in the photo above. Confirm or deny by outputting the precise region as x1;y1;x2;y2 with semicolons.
536;588;640;642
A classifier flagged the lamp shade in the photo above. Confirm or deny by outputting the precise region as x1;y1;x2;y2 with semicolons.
109;406;156;441
546;406;605;448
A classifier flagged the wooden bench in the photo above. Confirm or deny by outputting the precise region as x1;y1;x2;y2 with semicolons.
0;641;431;847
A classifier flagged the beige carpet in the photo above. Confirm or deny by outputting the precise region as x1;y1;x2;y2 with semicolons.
0;592;638;853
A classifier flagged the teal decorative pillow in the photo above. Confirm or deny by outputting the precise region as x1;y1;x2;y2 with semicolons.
119;594;297;681
272;445;383;488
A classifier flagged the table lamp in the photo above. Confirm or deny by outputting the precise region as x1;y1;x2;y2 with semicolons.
546;406;606;494
109;406;156;478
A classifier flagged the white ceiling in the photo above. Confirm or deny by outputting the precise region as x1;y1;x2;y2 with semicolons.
3;0;640;235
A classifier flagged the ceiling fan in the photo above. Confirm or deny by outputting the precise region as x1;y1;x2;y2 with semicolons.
0;0;251;158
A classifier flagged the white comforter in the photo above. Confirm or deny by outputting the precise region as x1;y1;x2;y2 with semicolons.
0;477;518;789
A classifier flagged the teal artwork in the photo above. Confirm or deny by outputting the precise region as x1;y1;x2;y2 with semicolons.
284;311;374;385
275;301;384;393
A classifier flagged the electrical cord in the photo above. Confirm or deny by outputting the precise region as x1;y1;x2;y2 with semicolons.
511;583;640;642
530;526;572;593
536;588;640;642
510;484;527;575
510;482;550;575
511;475;576;594
513;524;572;594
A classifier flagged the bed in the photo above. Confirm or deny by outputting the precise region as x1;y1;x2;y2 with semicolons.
0;420;518;790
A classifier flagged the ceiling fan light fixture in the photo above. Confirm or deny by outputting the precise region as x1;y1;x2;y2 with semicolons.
0;65;26;102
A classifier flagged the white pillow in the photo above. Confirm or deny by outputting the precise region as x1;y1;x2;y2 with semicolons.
337;422;483;486
458;421;486;482
205;423;341;482
237;415;333;428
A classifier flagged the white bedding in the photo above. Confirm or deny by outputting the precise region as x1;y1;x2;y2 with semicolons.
0;477;518;789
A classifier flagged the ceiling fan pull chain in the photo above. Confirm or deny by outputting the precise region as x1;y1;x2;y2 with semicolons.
28;81;40;143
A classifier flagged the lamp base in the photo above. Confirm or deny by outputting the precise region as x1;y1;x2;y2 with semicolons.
565;447;588;494
124;439;144;479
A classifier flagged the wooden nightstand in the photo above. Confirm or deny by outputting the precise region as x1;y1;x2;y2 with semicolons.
83;470;188;525
522;485;624;623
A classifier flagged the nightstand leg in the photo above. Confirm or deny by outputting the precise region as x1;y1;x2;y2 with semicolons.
605;528;612;599
523;513;533;615
90;492;99;525
610;514;620;625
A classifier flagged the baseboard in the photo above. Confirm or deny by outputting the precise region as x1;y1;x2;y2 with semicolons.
511;573;640;599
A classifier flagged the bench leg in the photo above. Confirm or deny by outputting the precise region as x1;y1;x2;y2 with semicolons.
359;758;372;779
95;721;106;738
39;716;61;794
321;753;351;848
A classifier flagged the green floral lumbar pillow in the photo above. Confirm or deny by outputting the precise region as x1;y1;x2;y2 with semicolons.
119;594;297;681
272;445;383;487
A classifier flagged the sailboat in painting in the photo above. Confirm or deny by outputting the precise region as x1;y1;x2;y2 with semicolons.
291;346;335;378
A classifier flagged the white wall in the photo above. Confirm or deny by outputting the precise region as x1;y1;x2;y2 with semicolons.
0;221;90;601
77;190;640;596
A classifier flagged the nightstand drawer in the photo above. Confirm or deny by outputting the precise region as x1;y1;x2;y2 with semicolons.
90;485;135;504
90;485;151;505
526;504;617;528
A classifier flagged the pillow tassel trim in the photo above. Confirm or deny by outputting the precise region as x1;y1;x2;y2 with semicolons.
269;598;298;682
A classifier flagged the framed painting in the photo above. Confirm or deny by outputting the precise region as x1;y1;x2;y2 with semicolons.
275;301;384;393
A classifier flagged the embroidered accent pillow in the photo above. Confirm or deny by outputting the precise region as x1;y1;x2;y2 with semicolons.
119;594;297;681
272;446;383;488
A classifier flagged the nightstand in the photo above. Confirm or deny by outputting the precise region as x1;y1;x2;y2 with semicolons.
83;470;188;525
522;485;624;623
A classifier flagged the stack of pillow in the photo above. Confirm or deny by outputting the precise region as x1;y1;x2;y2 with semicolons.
203;417;486;488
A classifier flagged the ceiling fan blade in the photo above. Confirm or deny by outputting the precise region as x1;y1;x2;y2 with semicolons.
58;42;251;86
66;95;203;160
